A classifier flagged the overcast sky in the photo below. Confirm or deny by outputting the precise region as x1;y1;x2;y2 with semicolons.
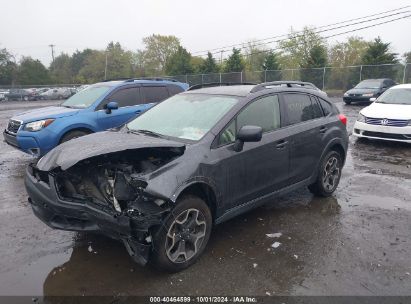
1;0;410;66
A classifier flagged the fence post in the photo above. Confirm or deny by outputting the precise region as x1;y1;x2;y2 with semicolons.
402;64;407;84
219;73;222;84
322;67;326;90
359;65;363;82
264;70;267;82
240;71;243;83
201;74;204;85
185;74;188;84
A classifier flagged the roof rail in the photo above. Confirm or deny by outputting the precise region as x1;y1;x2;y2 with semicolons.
124;77;181;83
188;82;257;91
101;77;133;82
250;81;317;93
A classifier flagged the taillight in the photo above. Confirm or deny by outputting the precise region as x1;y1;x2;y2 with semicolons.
338;114;347;126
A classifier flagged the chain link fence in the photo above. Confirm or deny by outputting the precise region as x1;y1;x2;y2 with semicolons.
1;63;410;96
171;63;410;96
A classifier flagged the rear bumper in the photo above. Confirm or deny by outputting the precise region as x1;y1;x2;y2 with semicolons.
353;121;411;143
24;167;152;265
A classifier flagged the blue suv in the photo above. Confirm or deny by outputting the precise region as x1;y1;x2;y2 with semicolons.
3;78;188;156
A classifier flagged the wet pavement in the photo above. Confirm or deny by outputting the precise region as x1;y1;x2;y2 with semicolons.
0;99;410;297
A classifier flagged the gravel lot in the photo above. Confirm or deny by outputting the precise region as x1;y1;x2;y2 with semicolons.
0;98;410;297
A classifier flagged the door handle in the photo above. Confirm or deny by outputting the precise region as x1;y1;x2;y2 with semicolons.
276;140;288;149
319;126;327;134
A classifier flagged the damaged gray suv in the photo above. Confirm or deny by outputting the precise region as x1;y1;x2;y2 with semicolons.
25;82;348;272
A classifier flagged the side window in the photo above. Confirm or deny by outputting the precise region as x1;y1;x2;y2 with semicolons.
106;87;141;108
283;93;322;125
309;96;324;118
219;95;281;146
318;97;333;116
141;86;169;104
168;84;184;96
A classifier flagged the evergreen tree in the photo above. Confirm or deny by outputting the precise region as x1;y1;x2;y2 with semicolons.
261;51;281;82
361;37;399;79
200;52;219;73
223;48;245;73
300;45;328;88
165;46;194;75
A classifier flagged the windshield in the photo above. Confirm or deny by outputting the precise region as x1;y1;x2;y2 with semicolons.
127;93;239;141
61;86;110;108
376;88;411;105
355;80;382;89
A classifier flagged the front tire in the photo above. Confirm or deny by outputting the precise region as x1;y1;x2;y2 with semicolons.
344;100;351;105
308;150;343;197
150;195;212;272
60;130;89;144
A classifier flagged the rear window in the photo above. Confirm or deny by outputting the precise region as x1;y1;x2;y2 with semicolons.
283;93;323;125
317;97;333;116
168;84;184;96
106;87;142;107
142;86;169;103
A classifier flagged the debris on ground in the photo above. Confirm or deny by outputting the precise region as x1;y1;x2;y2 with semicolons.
266;232;282;238
271;242;281;248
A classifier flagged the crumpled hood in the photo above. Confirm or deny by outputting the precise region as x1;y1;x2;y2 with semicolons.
12;106;79;123
361;102;411;120
37;130;186;171
345;88;379;95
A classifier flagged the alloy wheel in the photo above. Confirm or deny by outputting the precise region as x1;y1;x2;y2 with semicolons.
165;208;207;263
322;156;340;192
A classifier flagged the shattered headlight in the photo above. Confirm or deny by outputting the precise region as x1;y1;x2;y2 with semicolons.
25;119;55;132
357;113;366;123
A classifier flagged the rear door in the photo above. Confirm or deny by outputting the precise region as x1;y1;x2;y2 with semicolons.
281;92;325;184
141;85;170;104
96;86;144;130
211;94;290;210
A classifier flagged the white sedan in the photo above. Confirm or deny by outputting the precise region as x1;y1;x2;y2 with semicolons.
353;84;411;143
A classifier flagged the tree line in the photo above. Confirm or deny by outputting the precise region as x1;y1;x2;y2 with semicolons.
1;28;410;86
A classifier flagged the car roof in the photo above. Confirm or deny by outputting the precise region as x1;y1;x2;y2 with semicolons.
360;78;392;82
184;82;325;97
186;85;256;97
92;78;189;90
390;84;411;89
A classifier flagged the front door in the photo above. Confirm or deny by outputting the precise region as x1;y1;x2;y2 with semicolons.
96;86;145;130
210;94;290;210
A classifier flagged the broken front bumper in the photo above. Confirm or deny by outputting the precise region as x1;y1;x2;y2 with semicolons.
24;167;152;265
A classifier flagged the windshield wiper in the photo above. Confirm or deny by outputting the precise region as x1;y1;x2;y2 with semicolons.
128;129;164;138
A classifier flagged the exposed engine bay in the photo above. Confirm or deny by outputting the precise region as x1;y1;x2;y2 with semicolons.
48;147;184;263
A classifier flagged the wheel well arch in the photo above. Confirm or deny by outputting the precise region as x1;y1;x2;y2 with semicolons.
328;142;346;164
176;182;218;221
59;127;94;144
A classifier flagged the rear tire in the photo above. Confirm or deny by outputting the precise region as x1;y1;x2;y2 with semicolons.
150;195;212;272
308;150;343;197
60;130;90;144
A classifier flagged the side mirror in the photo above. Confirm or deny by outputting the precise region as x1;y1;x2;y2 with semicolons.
370;97;376;102
233;125;263;152
381;86;387;90
105;101;118;114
